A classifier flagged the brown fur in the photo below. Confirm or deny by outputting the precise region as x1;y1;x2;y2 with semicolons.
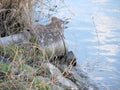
32;17;64;37
46;17;64;32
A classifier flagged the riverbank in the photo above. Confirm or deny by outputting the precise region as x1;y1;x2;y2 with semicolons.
0;45;98;90
0;0;99;89
0;18;99;90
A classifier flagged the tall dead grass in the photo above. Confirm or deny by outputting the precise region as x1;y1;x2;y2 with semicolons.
0;0;38;37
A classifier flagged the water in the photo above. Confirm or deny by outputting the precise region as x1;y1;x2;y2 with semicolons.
34;0;120;89
62;0;120;90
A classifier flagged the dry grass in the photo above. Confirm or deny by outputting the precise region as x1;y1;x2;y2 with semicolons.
0;44;51;90
0;0;38;37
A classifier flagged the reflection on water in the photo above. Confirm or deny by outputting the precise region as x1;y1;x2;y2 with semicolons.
62;0;120;90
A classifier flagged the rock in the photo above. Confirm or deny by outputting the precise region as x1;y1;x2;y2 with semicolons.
56;63;99;90
45;63;78;89
0;30;31;46
50;84;64;90
57;75;78;89
71;65;99;90
65;51;76;66
45;63;61;77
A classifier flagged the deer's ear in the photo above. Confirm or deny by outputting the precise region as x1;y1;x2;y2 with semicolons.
51;17;64;23
51;17;57;22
